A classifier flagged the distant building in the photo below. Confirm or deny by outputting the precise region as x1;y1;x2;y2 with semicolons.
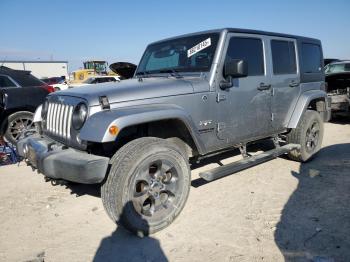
0;60;68;79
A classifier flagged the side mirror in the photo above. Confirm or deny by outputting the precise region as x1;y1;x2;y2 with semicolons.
224;59;248;78
220;59;248;90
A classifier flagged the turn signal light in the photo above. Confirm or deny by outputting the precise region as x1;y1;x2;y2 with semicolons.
109;125;119;136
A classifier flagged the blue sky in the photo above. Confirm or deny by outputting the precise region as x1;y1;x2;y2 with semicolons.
1;0;349;71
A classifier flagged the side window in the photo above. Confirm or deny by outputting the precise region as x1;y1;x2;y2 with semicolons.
271;40;297;75
226;37;264;76
344;63;350;72
301;43;322;73
0;75;17;88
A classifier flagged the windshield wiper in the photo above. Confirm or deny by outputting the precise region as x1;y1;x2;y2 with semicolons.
159;69;183;78
135;71;151;76
135;71;153;80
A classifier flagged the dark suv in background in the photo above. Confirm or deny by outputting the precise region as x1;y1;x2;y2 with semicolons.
325;61;350;116
0;66;54;144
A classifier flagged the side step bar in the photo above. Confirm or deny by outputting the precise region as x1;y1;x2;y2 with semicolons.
199;144;300;182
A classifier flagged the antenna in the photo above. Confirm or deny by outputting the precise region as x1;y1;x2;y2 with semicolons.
1;56;7;67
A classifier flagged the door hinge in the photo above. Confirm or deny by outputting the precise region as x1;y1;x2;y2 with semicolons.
217;122;226;132
216;93;227;102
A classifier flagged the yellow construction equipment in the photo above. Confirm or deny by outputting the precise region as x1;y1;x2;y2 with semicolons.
70;60;117;83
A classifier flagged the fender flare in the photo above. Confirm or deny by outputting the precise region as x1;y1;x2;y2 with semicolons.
287;90;328;128
79;104;206;154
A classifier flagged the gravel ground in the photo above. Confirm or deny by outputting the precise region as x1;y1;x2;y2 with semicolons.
0;119;349;262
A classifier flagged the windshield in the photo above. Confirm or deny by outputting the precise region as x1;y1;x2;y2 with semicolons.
136;33;220;75
84;61;107;73
325;63;350;74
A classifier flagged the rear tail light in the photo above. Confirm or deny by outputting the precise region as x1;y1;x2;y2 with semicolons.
41;85;55;93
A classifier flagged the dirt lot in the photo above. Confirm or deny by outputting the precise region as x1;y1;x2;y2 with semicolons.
0;119;349;262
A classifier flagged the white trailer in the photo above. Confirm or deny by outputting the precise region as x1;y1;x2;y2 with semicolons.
0;60;69;79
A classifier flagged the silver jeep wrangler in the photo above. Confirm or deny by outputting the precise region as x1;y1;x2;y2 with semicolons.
18;28;331;235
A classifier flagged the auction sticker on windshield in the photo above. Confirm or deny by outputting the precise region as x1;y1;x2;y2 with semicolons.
187;38;211;58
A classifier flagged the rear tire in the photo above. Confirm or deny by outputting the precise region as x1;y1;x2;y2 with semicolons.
286;110;324;162
101;137;190;236
4;111;35;145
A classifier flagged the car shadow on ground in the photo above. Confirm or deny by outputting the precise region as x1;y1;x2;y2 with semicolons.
93;201;168;262
45;179;101;198
329;114;350;125
49;141;350;261
275;143;350;262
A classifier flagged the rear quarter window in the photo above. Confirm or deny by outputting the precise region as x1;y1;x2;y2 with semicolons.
302;43;322;73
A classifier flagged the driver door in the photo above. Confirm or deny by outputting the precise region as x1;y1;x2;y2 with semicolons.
215;33;273;145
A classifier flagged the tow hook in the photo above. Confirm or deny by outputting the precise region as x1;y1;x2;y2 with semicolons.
22;143;29;159
21;143;35;170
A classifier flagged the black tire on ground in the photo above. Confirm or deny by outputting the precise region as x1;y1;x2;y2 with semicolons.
101;137;191;236
286;110;324;162
4;111;35;144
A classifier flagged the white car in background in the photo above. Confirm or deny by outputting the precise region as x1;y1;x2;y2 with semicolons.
52;75;120;90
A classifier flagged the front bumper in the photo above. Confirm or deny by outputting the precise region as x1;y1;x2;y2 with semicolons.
17;135;109;184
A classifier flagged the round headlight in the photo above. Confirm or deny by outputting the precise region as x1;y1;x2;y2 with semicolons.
72;103;88;130
41;100;49;117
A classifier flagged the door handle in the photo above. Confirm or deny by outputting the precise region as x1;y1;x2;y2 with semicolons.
289;81;300;87
257;83;271;91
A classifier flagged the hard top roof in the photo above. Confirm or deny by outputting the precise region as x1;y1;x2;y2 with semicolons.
150;28;320;45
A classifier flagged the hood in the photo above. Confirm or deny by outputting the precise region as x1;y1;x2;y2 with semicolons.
55;77;196;106
109;62;137;79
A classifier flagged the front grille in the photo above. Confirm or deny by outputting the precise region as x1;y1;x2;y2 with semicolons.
42;95;88;150
46;102;74;139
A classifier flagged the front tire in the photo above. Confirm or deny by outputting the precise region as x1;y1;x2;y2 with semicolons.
101;137;191;236
287;110;324;162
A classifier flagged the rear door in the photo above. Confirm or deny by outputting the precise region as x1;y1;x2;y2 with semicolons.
267;37;300;132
